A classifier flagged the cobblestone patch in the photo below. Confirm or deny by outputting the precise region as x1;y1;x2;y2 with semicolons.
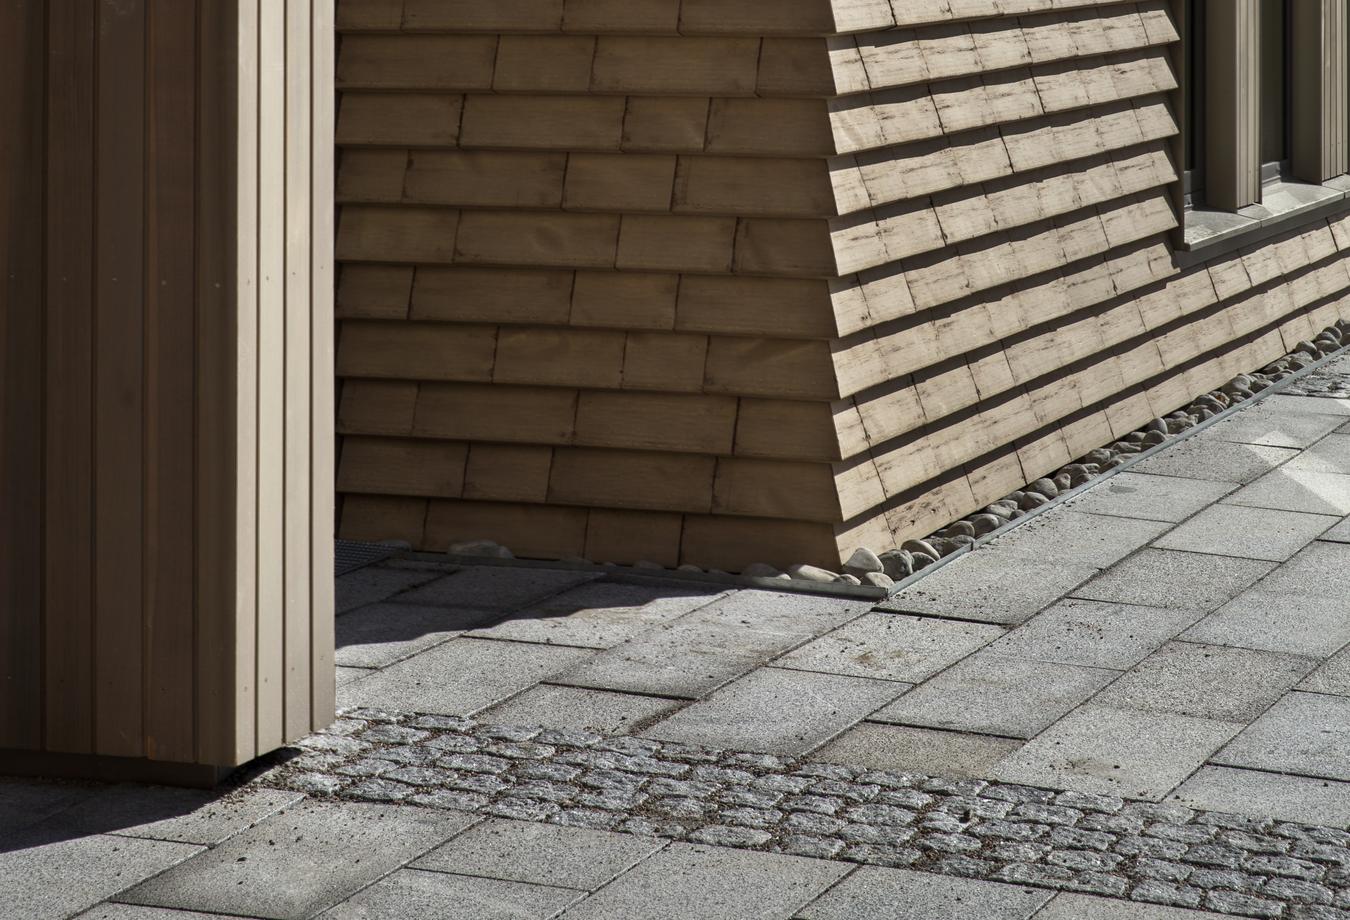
261;710;1350;920
1283;364;1350;399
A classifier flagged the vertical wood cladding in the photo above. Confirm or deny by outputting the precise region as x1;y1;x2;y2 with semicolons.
334;0;1350;570
0;0;335;770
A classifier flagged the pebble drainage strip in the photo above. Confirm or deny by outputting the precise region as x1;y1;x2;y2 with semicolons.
263;710;1350;920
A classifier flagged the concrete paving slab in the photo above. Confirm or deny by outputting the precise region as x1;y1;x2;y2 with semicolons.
337;666;371;686
1150;504;1337;562
983;510;1170;569
414;817;662;889
466;582;723;649
320;868;581;920
1070;549;1275;611
1063;472;1237;523
394;566;602;612
482;683;683;735
1090;641;1316;722
1257;539;1350;597
0;780;97;838
1283;432;1350;474
797;867;1050;920
1320;515;1350;542
1199;406;1345;449
1211;691;1350;781
1261;393;1350;416
340;638;592;715
1129;438;1298;485
1223;466;1350;515
1032;893;1232;919
1181;589;1350;657
117;801;476;920
552;592;866;699
1171;765;1350;827
1299;646;1350;696
813;723;1022;778
74;906;241;920
3;833;202;920
870;652;1118;739
641;667;906;754
336;603;502;668
988;599;1202;670
557;842;849;920
775;613;1005;683
992;705;1243;800
29;785;301;847
337;565;444;614
880;551;1100;625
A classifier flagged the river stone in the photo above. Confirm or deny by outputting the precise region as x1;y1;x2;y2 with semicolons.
1018;492;1049;511
834;574;862;586
742;563;784;578
449;540;514;559
1052;472;1073;492
863;572;895;590
843;548;884;577
879;551;914;580
944;520;976;539
911;552;938;570
901;539;939;559
1143;430;1168;446
970;514;1002;536
787;564;838;583
1026;479;1059;499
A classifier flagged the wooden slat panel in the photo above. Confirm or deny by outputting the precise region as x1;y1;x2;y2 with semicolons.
312;0;339;736
145;0;198;763
0;0;46;750
195;0;240;766
233;0;262;763
255;0;287;752
283;0;314;742
46;0;99;755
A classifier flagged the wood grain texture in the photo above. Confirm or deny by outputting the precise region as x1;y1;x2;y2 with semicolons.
1;0;335;772
317;0;1342;571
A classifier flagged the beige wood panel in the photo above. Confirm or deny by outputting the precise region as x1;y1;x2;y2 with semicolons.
1;0;335;775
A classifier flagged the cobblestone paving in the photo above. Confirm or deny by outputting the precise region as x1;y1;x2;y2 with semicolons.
263;709;1350;920
1282;361;1350;398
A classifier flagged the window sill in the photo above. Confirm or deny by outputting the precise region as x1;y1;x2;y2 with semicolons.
1179;176;1350;262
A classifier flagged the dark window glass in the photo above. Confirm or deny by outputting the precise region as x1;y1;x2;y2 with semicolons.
1185;0;1205;177
1259;0;1289;166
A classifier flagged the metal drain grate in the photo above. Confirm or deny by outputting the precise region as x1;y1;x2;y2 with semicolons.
335;539;402;576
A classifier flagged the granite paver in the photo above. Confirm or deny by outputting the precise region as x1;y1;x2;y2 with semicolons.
1299;646;1350;696
870;652;1119;739
4;833;203;920
336;565;445;614
1199;405;1345;449
992;705;1243;800
482;684;683;735
813;722;1023;778
1088;642;1316;722
1181;589;1350;657
1031;893;1233;919
640;667;906;754
988;599;1202;671
74;906;237;920
336;602;502;668
341;637;592;715
983;510;1171;569
1211;692;1350;781
414;818;661;889
878;552;1100;625
1063;473;1237;523
1170;765;1350;827
774;613;1006;683
1223;467;1350;516
1129;438;1298;484
556;843;850;920
319;868;581;920
1070;550;1276;612
466;582;723;648
394;566;602;612
795;866;1053;920
1150;504;1337;562
117;801;476;920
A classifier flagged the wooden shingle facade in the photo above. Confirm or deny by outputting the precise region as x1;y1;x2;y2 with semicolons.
332;0;1350;570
